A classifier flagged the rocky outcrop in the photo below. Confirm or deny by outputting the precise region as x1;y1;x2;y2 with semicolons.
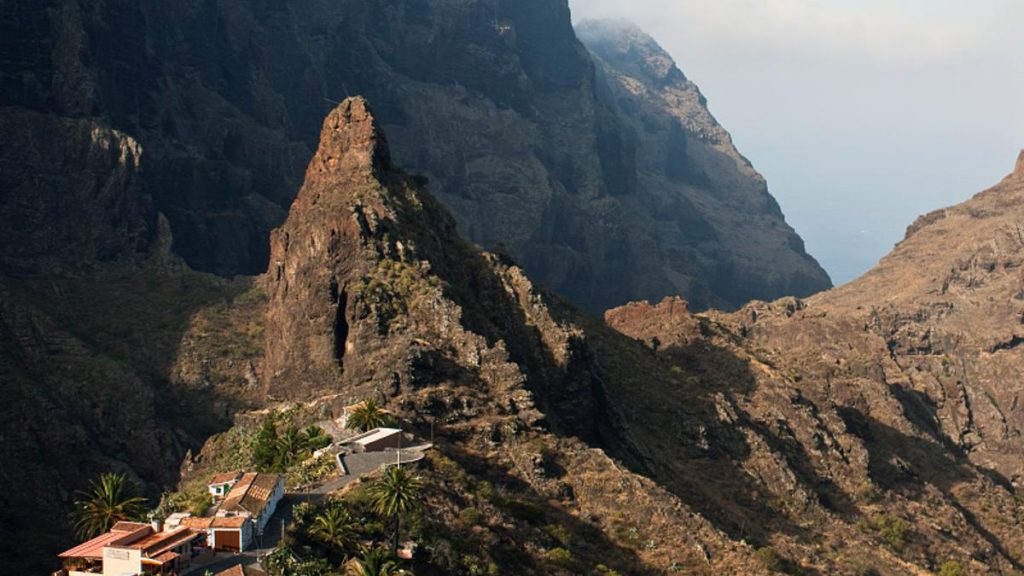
603;296;702;348
1;0;828;311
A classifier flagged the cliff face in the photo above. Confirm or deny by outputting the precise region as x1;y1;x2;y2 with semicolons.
1;0;828;311
577;20;831;309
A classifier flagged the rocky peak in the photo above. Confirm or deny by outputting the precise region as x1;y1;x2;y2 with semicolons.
305;97;391;184
262;97;399;396
1015;149;1024;179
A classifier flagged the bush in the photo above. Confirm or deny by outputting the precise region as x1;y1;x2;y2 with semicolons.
459;507;483;526
189;494;211;517
545;524;572;547
545;547;573;569
938;561;966;576
756;547;783;571
861;514;907;551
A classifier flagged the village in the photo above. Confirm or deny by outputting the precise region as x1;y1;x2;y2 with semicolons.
54;401;430;576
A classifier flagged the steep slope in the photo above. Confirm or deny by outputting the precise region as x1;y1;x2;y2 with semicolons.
0;265;263;573
577;19;831;308
599;153;1024;574
1;0;828;311
818;151;1024;483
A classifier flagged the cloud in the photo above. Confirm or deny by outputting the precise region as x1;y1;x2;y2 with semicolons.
568;0;1023;284
570;0;1018;67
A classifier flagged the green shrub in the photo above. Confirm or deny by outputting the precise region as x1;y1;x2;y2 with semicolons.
861;514;908;551
545;524;572;547
189;495;211;517
756;547;783;571
459;507;483;526
938;560;966;576
546;547;573;569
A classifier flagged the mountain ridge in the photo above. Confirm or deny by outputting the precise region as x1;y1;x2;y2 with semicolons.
0;0;829;312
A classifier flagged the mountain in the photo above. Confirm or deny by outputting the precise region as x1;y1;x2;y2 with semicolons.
0;0;828;312
187;104;1024;575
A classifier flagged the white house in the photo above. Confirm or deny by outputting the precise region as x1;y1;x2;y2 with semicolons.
58;521;200;576
186;472;284;552
207;471;243;500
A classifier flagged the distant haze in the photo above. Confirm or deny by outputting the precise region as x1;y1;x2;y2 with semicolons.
570;0;1024;285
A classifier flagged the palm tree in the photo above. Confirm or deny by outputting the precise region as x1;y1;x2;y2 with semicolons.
346;399;392;432
309;504;357;552
368;466;422;554
71;473;148;539
344;547;409;576
276;427;307;469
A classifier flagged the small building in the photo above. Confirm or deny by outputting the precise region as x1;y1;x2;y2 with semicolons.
342;427;404;453
58;521;200;576
183;472;283;552
207;471;243;499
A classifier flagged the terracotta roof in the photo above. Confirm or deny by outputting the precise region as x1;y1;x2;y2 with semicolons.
221;472;281;516
132;527;199;556
144;551;180;566
209;471;242;486
59;523;150;559
180;517;214;530
111;521;150;532
211;516;248;528
58;531;127;559
215;566;248;576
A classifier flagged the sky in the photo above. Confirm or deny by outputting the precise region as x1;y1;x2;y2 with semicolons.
568;0;1024;285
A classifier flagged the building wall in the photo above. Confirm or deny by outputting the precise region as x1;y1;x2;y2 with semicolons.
362;432;402;452
102;546;142;576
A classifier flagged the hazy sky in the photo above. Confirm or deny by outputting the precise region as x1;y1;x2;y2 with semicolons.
569;0;1024;285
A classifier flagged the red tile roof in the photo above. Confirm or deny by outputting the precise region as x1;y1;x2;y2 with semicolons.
143;551;180;566
180;517;214;530
58;531;127;559
111;521;150;532
214;566;248;576
211;516;248;528
131;527;198;556
59;523;151;559
59;524;199;560
221;472;281;517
